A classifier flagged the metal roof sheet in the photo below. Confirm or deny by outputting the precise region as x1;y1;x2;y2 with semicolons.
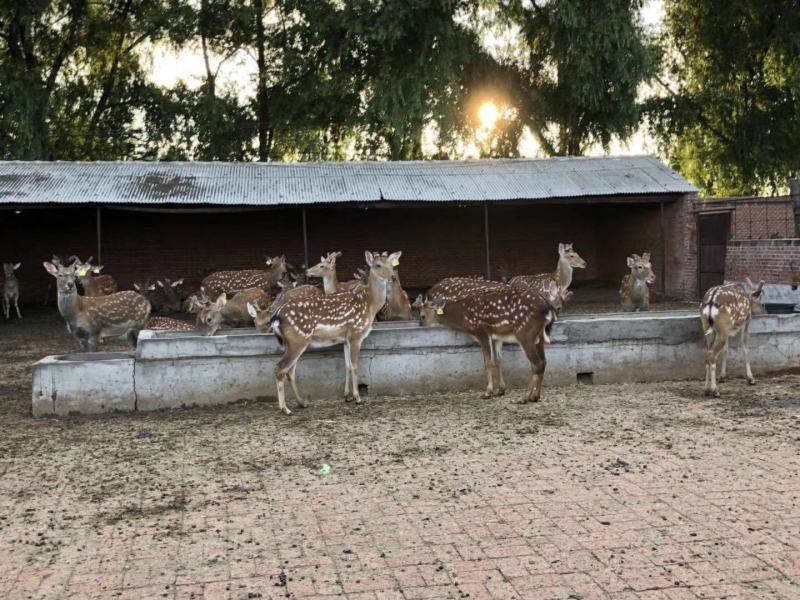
0;156;696;206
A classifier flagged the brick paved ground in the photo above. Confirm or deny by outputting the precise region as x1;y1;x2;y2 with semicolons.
1;312;799;599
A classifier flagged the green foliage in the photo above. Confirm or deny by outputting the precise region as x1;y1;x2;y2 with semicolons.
647;0;800;195
499;0;656;156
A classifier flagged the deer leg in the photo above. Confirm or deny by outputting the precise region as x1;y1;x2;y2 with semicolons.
475;335;495;399
718;339;729;381
705;332;728;397
743;322;756;385
530;335;547;401
275;341;309;415
343;341;354;401
515;327;545;403
492;339;506;395
347;338;368;404
126;329;140;349
14;296;21;319
3;296;8;319
287;364;307;408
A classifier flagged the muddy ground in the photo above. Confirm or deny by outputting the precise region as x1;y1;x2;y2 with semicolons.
0;308;798;599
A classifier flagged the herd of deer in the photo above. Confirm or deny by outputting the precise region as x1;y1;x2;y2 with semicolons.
0;243;766;412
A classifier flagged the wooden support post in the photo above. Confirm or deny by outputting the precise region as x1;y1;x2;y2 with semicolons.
302;207;309;268
660;201;666;297
791;176;800;238
96;206;102;265
483;203;491;280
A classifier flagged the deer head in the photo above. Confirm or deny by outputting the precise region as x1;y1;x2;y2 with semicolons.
307;251;341;279
156;278;185;311
365;250;400;285
743;277;767;315
415;294;445;327
559;243;587;269
43;261;78;295
265;255;287;276
196;293;227;336
3;263;21;278
246;301;271;333
627;253;656;285
133;280;157;296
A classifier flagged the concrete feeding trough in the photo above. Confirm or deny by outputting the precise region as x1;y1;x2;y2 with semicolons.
31;311;800;417
761;284;800;314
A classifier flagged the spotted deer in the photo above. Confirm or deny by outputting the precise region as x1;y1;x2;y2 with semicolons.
270;250;400;415
74;257;118;297
196;288;271;336
509;243;587;298
700;278;766;397
620;253;656;311
358;252;413;320
145;316;195;331
43;261;151;351
201;256;287;300
306;252;343;293
414;281;564;403
137;278;186;313
3;262;22;319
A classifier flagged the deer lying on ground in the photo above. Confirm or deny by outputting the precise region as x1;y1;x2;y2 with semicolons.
269;251;401;414
43;261;151;351
195;288;270;336
145;316;195;332
700;278;766;397
414;281;564;403
135;278;185;313
510;243;587;297
620;253;656;311
74;257;118;297
3;262;22;319
201;256;287;300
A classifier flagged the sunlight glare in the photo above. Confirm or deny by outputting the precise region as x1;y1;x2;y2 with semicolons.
478;101;499;130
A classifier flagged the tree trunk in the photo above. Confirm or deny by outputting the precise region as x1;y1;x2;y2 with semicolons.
254;0;271;161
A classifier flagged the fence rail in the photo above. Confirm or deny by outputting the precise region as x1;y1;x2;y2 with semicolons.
695;195;797;241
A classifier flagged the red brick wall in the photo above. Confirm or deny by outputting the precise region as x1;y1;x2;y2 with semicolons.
1;195;698;304
725;239;800;284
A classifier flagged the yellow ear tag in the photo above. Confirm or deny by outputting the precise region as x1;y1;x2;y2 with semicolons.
265;260;272;266
77;268;88;277
436;307;444;315
391;259;400;267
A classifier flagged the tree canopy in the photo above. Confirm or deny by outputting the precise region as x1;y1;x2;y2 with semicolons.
1;0;798;198
647;0;800;195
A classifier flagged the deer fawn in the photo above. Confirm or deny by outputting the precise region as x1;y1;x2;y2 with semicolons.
510;243;587;297
201;255;287;300
269;250;401;415
43;261;151;351
3;262;22;319
196;288;271;336
145;316;195;332
414;281;564;403
701;278;766;397
74;257;118;296
620;253;656;311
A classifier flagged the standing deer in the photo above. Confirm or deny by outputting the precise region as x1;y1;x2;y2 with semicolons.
74;257;118;297
43;261;151;351
2;262;22;319
201;256;287;300
145;316;195;332
620;253;656;311
196;288;271;336
270;250;401;415
509;243;587;297
306;251;343;293
701;278;766;397
414;281;564;403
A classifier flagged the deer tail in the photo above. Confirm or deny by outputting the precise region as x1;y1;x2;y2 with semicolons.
269;314;284;346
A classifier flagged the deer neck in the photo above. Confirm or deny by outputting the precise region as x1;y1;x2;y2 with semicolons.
555;257;573;289
364;271;389;319
57;287;83;324
322;270;339;294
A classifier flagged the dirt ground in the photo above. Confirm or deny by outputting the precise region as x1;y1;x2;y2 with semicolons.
1;309;799;599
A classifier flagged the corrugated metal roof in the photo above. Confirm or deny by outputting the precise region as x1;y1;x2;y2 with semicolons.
0;156;696;206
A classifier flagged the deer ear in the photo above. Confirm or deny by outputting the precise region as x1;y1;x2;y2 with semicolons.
13;263;21;270
626;257;636;268
365;251;375;266
388;251;402;267
642;253;650;261
216;293;227;308
247;302;259;318
412;294;424;308
92;266;103;274
172;279;183;287
133;283;141;291
156;280;164;288
558;243;566;255
43;262;59;276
